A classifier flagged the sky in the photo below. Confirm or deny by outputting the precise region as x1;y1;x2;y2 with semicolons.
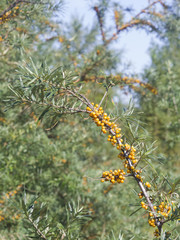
61;0;172;105
63;0;169;74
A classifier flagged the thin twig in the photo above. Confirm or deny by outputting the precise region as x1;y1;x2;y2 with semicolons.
133;0;162;19
105;0;164;45
65;87;93;108
105;20;157;45
93;6;106;43
98;89;109;109
27;216;48;240
22;98;87;114
64;89;88;106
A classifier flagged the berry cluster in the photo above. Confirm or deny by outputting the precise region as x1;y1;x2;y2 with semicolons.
0;6;20;25
145;182;151;188
157;202;171;218
139;197;157;228
12;214;21;220
0;215;4;222
140;199;171;216
148;217;156;227
3;184;22;200
139;187;172;228
140;201;148;210
0;184;22;222
138;191;143;199
101;169;126;184
86;103;142;182
154;229;160;237
87;104;111;134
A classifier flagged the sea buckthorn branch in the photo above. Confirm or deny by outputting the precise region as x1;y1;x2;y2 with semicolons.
105;19;157;45
102;0;167;46
22;97;87;115
81;75;157;95
11;82;90;115
0;0;20;18
85;102;173;235
25;213;48;240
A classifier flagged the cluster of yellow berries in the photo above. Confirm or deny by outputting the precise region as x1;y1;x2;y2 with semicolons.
12;214;21;220
108;134;123;147
0;6;20;25
101;169;126;184
148;211;157;228
141;201;148;210
0;215;5;222
148;217;156;227
3;184;22;200
157;201;171;218
140;202;156;228
87;103;112;134
138;182;151;199
138;191;143;199
0;212;21;222
0;184;22;222
154;229;160;237
86;103;143;182
145;181;151;188
0;185;22;204
140;200;172;228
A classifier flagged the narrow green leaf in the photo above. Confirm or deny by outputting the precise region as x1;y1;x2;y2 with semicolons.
141;158;158;174
129;207;142;216
38;107;50;121
169;177;180;194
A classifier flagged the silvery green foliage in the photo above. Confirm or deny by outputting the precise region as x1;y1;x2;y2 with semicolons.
22;195;90;239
